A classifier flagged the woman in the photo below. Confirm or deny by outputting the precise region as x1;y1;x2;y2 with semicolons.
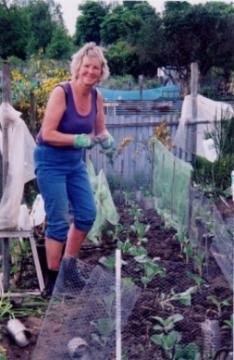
34;42;114;296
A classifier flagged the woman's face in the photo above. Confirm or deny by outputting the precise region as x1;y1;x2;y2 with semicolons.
77;55;102;86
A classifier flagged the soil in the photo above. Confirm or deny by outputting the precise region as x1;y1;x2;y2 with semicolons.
1;198;233;360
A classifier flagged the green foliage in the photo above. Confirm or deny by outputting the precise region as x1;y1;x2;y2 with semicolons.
0;297;15;321
134;254;166;287
222;314;233;329
106;40;139;77
193;250;206;276
100;5;127;45
151;313;200;359
45;25;74;60
163;1;234;79
151;330;182;353
157;286;198;310
187;271;206;290
0;2;29;59
152;314;184;333
98;255;116;270
75;1;108;46
25;0;54;55
207;295;230;317
130;222;150;245
0;0;72;60
193;154;234;193
175;343;200;360
169;286;198;307
206;117;234;157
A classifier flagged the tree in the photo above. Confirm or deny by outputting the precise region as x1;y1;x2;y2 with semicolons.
100;5;127;45
130;5;164;76
75;1;108;46
106;40;140;77
0;2;29;59
163;1;234;82
45;25;73;60
25;0;55;55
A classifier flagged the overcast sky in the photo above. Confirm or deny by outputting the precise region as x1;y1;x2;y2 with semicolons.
57;0;210;36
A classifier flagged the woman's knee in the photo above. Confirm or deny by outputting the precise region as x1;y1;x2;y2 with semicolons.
74;206;96;232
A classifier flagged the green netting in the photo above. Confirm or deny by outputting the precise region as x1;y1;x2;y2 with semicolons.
152;139;193;239
188;188;233;289
87;159;120;244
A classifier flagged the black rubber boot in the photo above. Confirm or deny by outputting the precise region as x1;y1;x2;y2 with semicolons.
55;257;86;295
41;270;58;298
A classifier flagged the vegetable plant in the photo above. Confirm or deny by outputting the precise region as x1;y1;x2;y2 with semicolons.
134;255;166;288
130;222;150;245
207;295;230;317
157;286;198;310
222;314;233;329
187;271;206;290
151;314;183;360
193;250;206;276
151;314;200;360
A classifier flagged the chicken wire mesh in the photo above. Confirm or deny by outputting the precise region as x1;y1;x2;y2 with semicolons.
32;257;140;360
188;187;233;290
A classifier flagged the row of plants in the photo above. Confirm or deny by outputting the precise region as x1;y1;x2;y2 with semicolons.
94;196;233;359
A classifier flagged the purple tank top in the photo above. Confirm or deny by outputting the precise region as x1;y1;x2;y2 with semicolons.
36;81;97;145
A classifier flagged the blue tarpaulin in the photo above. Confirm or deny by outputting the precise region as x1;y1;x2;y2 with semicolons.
97;85;180;101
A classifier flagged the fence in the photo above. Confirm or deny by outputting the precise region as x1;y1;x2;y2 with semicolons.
88;112;180;189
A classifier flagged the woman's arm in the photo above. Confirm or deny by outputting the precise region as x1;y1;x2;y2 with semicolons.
95;89;107;135
95;90;115;150
41;86;75;146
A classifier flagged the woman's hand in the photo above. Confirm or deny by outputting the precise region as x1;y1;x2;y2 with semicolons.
95;130;114;149
73;134;96;149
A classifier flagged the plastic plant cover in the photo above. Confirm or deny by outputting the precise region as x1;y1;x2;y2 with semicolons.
0;102;36;229
173;94;234;159
152;139;192;241
87;159;119;244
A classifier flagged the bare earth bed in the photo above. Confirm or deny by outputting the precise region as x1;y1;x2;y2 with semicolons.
1;200;233;360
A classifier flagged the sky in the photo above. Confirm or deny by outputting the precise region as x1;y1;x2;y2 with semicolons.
57;0;209;36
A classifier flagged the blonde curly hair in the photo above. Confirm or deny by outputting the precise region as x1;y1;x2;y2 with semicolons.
70;42;110;82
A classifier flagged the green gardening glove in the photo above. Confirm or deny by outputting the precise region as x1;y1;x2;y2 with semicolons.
96;131;115;150
74;134;95;149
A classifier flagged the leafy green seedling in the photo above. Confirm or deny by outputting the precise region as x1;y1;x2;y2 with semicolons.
175;342;201;360
117;238;132;253
207;295;230;317
187;271;206;290
183;239;193;264
151;314;184;360
91;317;113;347
134;255;166;288
170;286;198;306
128;245;148;257
151;330;182;354
0;296;15;321
98;255;116;270
193;251;206;276
130;222;150;245
152;314;184;334
222;314;233;329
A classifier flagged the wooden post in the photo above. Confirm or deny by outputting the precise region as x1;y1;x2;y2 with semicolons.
186;62;198;163
138;74;144;100
1;60;11;291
